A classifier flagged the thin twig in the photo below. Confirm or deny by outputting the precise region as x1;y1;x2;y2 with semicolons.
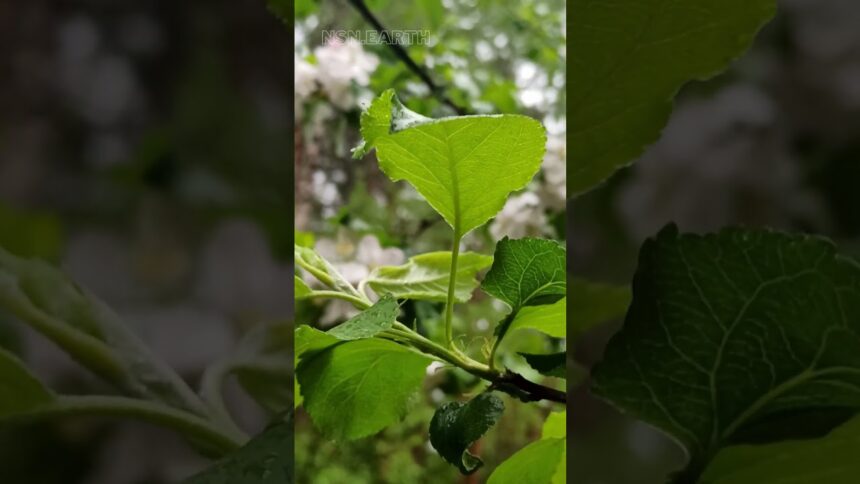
345;0;469;115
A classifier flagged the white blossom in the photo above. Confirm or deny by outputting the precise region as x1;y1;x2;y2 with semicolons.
540;134;566;210
490;192;550;239
294;54;318;99
314;39;379;109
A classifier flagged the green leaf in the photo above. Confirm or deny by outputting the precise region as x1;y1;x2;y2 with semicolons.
297;338;431;440
294;276;312;299
570;279;630;339
700;415;860;484
0;348;54;419
509;297;566;339
569;0;777;195
429;392;505;474
367;252;493;303
294;325;339;359
488;411;566;484
592;225;860;479
328;294;398;340
356;90;546;238
0;248;206;415
184;418;293;484
541;411;567;439
483;238;567;342
482;237;566;311
520;352;566;379
294;245;358;296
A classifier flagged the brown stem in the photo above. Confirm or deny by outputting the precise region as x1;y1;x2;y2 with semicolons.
490;371;567;404
345;0;469;115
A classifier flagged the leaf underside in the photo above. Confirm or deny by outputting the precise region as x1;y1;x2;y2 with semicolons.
356;90;546;238
593;225;860;476
367;252;493;303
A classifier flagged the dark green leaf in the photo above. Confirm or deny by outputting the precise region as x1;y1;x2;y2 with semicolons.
482;237;566;311
483;238;567;343
569;0;777;195
184;418;293;484
429;392;505;474
520;352;566;379
328;294;398;340
592;225;860;478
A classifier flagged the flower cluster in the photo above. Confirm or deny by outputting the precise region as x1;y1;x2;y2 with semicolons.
295;38;380;116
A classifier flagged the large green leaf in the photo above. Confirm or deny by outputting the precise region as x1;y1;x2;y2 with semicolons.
293;326;340;409
509;297;566;339
367;252;493;303
592;225;860;479
482;238;566;311
184;418;293;484
570;279;630;339
488;411;567;484
0;248;206;415
355;90;546;238
292;293;401;412
700;415;860;484
569;0;777;195
429;392;505;474
0;348;54;419
297;337;431;440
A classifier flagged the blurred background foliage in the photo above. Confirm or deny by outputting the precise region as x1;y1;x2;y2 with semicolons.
572;0;860;482
0;1;291;482
293;0;565;483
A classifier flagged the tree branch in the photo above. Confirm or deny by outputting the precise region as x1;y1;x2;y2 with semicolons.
491;371;567;404
345;0;469;115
